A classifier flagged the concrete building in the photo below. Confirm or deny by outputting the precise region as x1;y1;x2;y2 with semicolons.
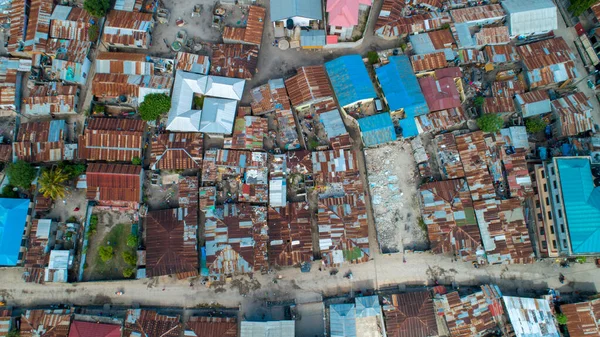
502;0;557;38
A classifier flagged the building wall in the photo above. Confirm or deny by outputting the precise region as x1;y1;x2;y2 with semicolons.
532;164;559;257
545;161;572;255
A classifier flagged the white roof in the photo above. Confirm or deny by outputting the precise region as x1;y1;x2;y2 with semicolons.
502;0;557;36
48;250;70;269
502;296;559;337
36;219;52;239
205;76;245;100
240;321;295;337
199;97;237;134
167;70;243;133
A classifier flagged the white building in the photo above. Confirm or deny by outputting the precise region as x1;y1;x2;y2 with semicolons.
502;0;558;37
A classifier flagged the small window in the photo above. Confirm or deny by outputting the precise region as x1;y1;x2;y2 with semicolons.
542;241;548;250
541;170;545;179
545;197;550;206
551;226;555;234
540;227;545;236
561;224;565;233
535;200;540;208
552;240;557;249
555;195;560;204
558;209;562;218
544;184;548;192
553;181;557;189
551;167;555;175
563;239;568;248
548;211;553;220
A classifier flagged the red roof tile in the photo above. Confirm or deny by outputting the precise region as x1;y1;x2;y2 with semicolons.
68;321;121;337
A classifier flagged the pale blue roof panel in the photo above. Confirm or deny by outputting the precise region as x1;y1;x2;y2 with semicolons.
0;198;30;266
358;112;397;147
325;55;377;108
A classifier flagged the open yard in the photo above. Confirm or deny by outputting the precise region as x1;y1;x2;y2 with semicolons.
83;211;137;281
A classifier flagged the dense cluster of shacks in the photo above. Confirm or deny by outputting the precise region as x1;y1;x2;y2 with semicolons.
0;0;599;335
2;285;600;337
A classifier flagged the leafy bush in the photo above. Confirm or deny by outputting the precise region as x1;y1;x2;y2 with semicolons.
7;329;20;337
473;96;485;107
6;160;36;189
58;162;86;179
139;93;171;121
556;313;567;325
576;256;587;264
122;251;137;266
526;117;547;134
123;267;135;278
98;246;113;262
476;114;504;133
131;156;142;165
569;0;597;16
367;51;380;65
83;0;110;17
90;214;98;226
127;234;138;248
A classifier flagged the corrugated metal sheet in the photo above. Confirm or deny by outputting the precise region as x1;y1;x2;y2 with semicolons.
240;321;295;337
275;109;301;149
301;29;326;47
419;76;461;112
20;309;71;337
450;4;505;24
357;112;397;147
415;107;466;134
150;132;203;170
502;0;557;36
285;65;333;107
185;316;237;337
319;109;349;142
515;91;551;117
561;299;600;337
14;120;65;162
411;52;447;72
223;5;265;45
518;37;577;88
250;78;291;115
483;97;516;114
383;291;438;337
485;45;520;63
375;2;451;38
210;44;258;80
103;10;153;48
503;296;559;337
145;208;199;278
8;0;27;53
475;26;510;46
79;117;145;162
46;38;92;63
455;131;497;201
23;0;53;53
492;78;526;97
312;149;363;197
325;55;377;107
124;309;181;337
49;6;93;41
86;163;142;207
23;219;51;284
267;203;313;267
270;0;322;21
231;116;268;150
96;52;154;75
175;52;210;74
551;92;594;137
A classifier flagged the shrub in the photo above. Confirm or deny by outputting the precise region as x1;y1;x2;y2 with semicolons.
127;234;138;248
123;267;135;278
88;24;99;41
7;329;20;337
476;114;504;133
122;251;137;266
83;0;110;17
473;96;485;107
526;117;547;134
6;160;36;189
131;156;142;165
139;93;171;121
576;256;587;264
556;313;567;325
98;246;113;262
1;185;17;198
367;51;380;65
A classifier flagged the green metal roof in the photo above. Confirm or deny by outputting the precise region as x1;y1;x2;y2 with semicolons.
556;157;600;254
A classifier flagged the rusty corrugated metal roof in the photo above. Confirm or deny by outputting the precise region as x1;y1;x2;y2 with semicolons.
175;52;210;74
50;6;93;41
312;149;363;196
485;45;520;64
375;1;451;38
561;299;600;337
210;44;258;80
14;120;65;162
455;131;497;201
415;107;466;134
150;132;203;170
185;317;237;337
551;92;594;137
222;6;265;46
474;26;510;46
491;78;525;97
285;65;333;107
383;291;438;337
102;10;153;48
46;38;91;63
96;52;154;75
518;37;577;88
483;97;516;114
145;208;199;278
450;4;505;23
124;309;181;337
267;203;313;267
86;163;142;207
419;76;461;111
231;116;268;150
23;0;53;53
250;79;291;115
23;219;51;284
79;117;145;162
411;52;447;73
20;309;71;337
8;0;27;53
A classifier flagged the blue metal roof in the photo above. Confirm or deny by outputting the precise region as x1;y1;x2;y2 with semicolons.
358;112;397;147
319;109;347;139
375;56;429;116
555;157;600;254
270;0;323;21
325;55;377;108
399;117;419;138
301;30;326;47
0;198;30;266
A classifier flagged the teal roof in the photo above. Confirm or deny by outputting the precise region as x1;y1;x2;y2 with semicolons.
358;112;397;147
556;158;600;254
325;55;377;108
0;198;30;266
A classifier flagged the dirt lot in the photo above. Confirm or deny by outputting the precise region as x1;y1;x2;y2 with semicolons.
46;188;88;223
144;171;179;211
364;141;427;254
83;211;135;281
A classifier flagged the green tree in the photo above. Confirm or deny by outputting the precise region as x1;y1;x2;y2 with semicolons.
88;24;99;41
556;313;568;325
569;0;597;16
367;51;380;65
127;234;138;248
6;160;36;189
1;185;18;198
473;96;485;107
7;329;20;337
123;267;135;278
83;0;110;17
525;117;547;133
131;156;142;165
122;251;137;266
98;246;113;262
476;114;504;133
38;168;69;200
139;93;171;121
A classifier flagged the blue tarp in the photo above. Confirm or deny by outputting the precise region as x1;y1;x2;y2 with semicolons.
358;112;397;147
556;158;600;254
0;198;30;266
325;55;377;107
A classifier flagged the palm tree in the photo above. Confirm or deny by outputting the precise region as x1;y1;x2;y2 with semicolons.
38;168;69;200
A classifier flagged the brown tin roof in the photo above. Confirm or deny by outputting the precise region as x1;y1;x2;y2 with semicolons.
267;203;313;267
561;299;600;337
185;316;237;337
210;43;259;80
285;65;333;107
384;291;438;337
150;132;203;170
79;117;145;162
85;163;142;205
124;309;181;337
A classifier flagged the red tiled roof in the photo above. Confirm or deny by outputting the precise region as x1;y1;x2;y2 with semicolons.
68;321;121;337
